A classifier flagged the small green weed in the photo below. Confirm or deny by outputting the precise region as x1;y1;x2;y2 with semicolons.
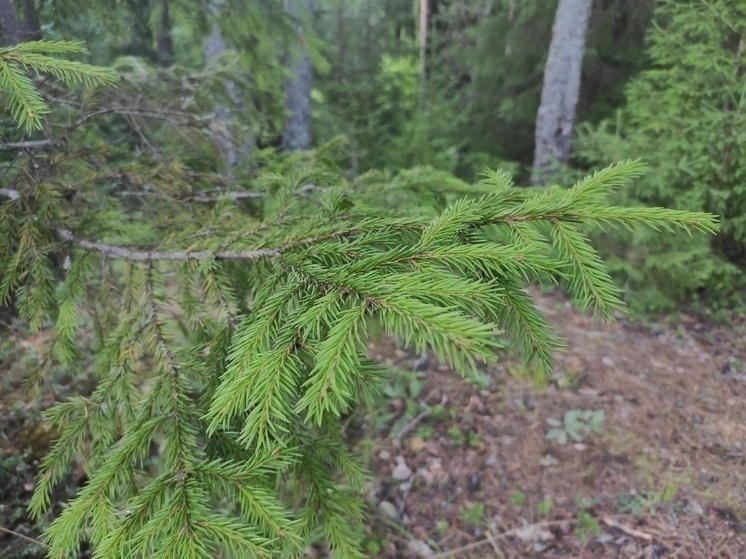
466;368;491;389
430;405;447;419
575;497;601;539
618;478;680;516
537;498;553;516
447;425;466;447
460;502;485;526
468;431;482;448
510;490;527;506
576;510;601;539
417;425;435;441
546;409;605;445
373;367;432;437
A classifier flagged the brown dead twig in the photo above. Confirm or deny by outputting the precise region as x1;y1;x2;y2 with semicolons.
602;516;654;541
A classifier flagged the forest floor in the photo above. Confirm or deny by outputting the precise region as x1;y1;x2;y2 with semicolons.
361;289;746;558
1;289;746;558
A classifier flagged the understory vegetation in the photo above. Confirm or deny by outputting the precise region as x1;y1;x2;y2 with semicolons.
0;1;742;558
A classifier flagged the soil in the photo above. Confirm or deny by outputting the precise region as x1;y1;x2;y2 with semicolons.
363;290;746;558
1;289;745;558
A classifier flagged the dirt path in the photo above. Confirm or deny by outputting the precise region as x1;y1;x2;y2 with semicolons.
365;290;746;558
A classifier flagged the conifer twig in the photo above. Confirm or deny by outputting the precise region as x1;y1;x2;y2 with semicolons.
186;190;265;201
55;228;280;262
0;140;59;152
117;184;320;202
144;263;180;376
116;189;264;202
70;106;196;130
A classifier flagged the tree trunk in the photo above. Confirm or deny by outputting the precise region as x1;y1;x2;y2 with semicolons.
282;0;314;151
204;0;254;171
531;0;593;185
156;0;174;66
419;0;429;86
0;0;41;46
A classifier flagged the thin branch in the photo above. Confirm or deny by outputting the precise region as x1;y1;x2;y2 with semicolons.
55;228;280;262
70;106;198;130
188;190;265;202
145;264;180;376
485;530;506;559
431;520;574;558
0;140;59;152
391;408;432;444
124;113;162;162
117;184;321;203
601;516;654;541
116;189;264;202
0;525;49;549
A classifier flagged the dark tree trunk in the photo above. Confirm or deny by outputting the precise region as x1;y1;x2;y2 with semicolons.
282;0;314;151
531;0;593;185
156;0;174;66
0;0;41;46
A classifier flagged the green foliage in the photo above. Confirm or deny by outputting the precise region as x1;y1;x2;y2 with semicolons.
0;450;47;559
577;0;746;309
536;498;553;516
0;33;719;559
314;0;652;180
509;490;526;507
0;41;116;133
459;502;485;527
575;509;601;539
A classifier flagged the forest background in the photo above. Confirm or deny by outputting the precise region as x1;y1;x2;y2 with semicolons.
0;0;745;558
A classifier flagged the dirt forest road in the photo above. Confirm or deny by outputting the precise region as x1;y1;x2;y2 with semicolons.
366;290;746;558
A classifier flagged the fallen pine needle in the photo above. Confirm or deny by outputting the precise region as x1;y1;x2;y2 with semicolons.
485;530;506;559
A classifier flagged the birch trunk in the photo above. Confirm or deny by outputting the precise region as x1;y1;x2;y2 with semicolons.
419;0;429;86
531;0;593;185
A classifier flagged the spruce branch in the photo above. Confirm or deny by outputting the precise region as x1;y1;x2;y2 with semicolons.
0;40;117;133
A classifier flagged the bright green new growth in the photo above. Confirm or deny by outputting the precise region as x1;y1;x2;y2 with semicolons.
0;44;718;558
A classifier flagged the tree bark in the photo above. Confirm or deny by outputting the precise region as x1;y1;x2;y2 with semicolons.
531;0;593;185
0;0;41;46
282;0;314;151
419;0;429;86
156;0;174;66
204;0;254;171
